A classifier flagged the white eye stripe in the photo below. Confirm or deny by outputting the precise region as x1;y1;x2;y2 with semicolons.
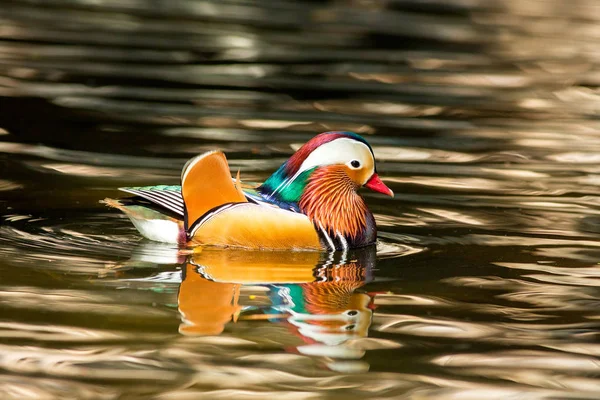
298;138;374;175
269;138;375;198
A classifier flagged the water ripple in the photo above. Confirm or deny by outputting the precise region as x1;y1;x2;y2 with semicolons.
1;0;600;398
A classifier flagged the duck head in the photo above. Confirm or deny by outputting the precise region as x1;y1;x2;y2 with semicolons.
259;131;393;248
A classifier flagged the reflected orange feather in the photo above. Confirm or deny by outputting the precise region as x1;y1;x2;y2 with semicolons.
178;263;242;336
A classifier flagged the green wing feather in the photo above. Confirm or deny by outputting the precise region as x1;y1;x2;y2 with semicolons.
123;185;182;192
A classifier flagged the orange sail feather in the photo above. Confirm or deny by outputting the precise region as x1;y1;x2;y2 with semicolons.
181;151;247;231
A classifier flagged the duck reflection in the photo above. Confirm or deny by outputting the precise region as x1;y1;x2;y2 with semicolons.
178;269;242;336
177;247;376;369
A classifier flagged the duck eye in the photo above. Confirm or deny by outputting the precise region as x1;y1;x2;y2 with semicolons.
350;160;361;168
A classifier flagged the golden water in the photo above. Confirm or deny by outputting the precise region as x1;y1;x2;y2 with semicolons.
1;0;600;398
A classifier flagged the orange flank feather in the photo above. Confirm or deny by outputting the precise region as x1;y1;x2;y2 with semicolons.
181;151;247;230
189;203;321;250
299;166;368;239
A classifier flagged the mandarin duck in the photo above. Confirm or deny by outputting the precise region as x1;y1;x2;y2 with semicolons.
104;131;393;251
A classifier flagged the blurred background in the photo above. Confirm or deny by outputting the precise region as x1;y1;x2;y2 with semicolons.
1;0;600;399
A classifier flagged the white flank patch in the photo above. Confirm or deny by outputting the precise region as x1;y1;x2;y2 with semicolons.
129;218;181;244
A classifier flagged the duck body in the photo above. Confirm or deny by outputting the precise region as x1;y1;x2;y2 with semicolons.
104;131;393;251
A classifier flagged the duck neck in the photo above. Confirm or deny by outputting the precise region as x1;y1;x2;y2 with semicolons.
259;163;313;209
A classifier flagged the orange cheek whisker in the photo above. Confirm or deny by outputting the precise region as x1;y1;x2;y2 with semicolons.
299;166;369;239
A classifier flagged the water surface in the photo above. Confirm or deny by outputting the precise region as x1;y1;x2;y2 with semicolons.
1;0;600;398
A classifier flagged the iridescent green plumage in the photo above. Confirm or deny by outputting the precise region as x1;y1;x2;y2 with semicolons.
260;167;315;205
